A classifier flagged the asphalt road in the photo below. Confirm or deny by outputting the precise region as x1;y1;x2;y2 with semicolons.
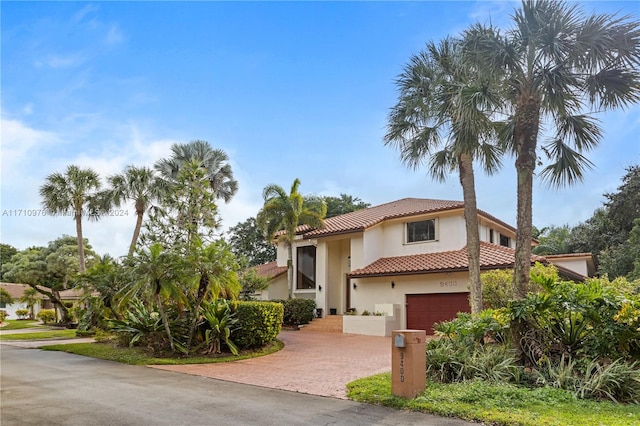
0;345;477;426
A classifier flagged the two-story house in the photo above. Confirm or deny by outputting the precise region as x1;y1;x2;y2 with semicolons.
258;198;592;335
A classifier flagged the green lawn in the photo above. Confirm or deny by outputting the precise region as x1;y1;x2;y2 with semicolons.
347;373;640;426
0;319;45;331
0;329;78;340
43;340;284;365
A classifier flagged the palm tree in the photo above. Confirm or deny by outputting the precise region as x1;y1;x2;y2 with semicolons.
155;140;238;203
120;244;184;351
19;287;38;319
185;240;240;351
40;165;104;273
106;166;164;256
256;179;326;299
385;37;503;313
463;1;640;298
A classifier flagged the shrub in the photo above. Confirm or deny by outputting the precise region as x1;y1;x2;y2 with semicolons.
37;309;56;324
15;309;29;319
273;298;315;325
198;299;238;355
109;299;170;352
0;310;7;323
233;301;283;349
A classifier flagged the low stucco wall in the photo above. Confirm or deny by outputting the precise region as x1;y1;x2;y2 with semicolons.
343;315;400;337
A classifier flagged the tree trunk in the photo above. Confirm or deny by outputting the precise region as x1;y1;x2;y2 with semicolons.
458;153;483;313
287;242;293;299
128;206;145;256
187;274;209;352
156;292;175;351
513;94;541;299
75;212;86;273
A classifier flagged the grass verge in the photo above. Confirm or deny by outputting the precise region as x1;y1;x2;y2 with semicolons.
0;320;45;331
0;329;77;340
347;373;640;426
42;339;284;365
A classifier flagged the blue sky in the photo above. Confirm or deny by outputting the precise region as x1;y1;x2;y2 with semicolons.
2;1;639;258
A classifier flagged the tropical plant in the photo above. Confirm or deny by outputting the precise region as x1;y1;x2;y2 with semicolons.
119;244;184;351
256;179;326;298
198;299;238;355
19;287;38;319
110;298;168;351
40;165;105;272
238;267;270;301
155;140;238;203
183;240;240;351
106;166;164;256
385;37;503;313
15;309;29;319
463;1;640;297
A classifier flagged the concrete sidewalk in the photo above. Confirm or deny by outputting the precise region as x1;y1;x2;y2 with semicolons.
152;330;392;399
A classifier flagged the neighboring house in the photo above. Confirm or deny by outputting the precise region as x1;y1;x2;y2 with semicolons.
0;283;44;319
257;198;594;336
253;261;288;300
0;283;85;320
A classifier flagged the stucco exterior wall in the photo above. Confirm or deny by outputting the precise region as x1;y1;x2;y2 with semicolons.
362;225;384;266
1;301;41;319
257;274;288;301
349;271;469;329
550;258;589;277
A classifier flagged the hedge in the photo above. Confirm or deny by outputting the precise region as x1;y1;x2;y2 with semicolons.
273;298;316;326
232;301;283;349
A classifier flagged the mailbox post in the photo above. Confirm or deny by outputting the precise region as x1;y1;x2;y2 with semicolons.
391;329;426;398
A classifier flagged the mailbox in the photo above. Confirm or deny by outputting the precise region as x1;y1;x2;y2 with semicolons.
391;329;426;399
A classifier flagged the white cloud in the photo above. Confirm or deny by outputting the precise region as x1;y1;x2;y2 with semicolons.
105;24;124;46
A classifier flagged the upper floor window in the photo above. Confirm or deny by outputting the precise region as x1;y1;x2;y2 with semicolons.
296;245;316;289
500;235;511;247
406;219;436;243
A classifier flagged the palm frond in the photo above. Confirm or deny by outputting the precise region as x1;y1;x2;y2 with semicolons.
539;138;595;188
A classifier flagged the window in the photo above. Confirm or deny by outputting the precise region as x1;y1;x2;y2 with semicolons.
0;301;5;309
406;219;436;243
500;234;510;247
489;229;495;244
296;246;316;289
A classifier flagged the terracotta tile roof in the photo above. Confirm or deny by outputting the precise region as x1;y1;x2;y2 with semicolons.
253;261;287;279
348;242;547;278
296;198;515;239
301;198;464;238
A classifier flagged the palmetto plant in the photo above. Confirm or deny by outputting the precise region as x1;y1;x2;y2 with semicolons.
256;178;326;299
385;37;503;313
463;0;640;297
155;140;238;203
40;165;105;272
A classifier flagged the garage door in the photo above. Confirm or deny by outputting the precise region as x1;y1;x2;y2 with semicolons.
406;293;470;335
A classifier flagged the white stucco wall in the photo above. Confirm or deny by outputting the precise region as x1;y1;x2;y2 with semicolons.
349;271;470;329
549;258;589;277
1;301;41;319
258;274;288;301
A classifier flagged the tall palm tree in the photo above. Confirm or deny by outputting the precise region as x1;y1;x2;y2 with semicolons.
40;165;104;273
155;140;238;203
256;178;326;299
385;37;503;313
106;166;164;256
463;0;640;297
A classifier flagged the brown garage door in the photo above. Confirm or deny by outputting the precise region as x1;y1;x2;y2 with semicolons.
406;293;470;335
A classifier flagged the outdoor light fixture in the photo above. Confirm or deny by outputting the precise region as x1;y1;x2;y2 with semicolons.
391;281;395;289
353;282;357;290
318;285;322;291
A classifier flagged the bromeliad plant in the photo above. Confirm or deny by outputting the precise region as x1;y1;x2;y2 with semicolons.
199;299;238;355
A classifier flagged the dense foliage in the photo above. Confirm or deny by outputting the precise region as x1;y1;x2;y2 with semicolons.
430;272;640;403
273;298;316;326
232;301;284;348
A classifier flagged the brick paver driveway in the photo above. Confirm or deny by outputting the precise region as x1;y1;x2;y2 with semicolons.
152;331;392;399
